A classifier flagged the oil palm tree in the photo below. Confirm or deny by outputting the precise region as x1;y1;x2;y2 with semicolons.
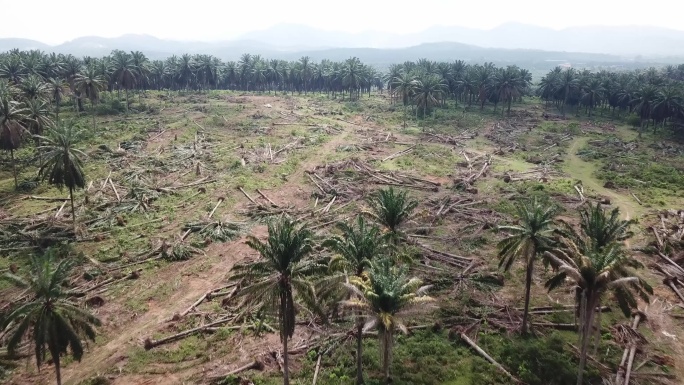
0;79;28;188
391;72;417;127
323;215;388;385
110;50;137;111
558;69;579;117
23;98;53;160
367;187;418;243
342;258;435;384
36;123;86;233
47;77;67;120
579;77;605;117
631;84;658;135
493;66;525;115
544;238;651;385
1;249;101;385
412;74;446;118
19;74;49;101
74;67;105;129
230;217;322;385
572;203;635;252
497;198;559;334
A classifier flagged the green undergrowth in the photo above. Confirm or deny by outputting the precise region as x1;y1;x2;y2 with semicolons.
242;329;598;385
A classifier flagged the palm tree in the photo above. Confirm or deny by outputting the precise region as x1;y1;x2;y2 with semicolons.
1;249;101;385
493;67;525;115
412;74;446;118
19;74;49;101
323;215;388;385
342;57;363;100
497;198;559;334
572;203;635;251
110;50;137;111
343;258;435;384
579;77;605;117
631;84;658;136
47;78;67;120
391;72;417;127
74;67;105;129
0;79;28;188
230;217;322;385
558;69;579;117
545;238;651;385
22;98;53;159
367;187;418;243
36;123;87;233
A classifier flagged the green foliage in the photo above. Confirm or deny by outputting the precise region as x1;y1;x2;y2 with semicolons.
479;333;589;385
1;249;100;383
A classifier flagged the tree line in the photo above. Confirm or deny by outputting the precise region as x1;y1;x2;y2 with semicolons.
538;65;684;135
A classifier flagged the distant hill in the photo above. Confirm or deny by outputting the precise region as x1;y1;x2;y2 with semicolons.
239;23;684;57
0;38;50;52
1;28;681;71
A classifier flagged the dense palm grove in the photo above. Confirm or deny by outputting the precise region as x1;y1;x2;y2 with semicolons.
538;65;684;133
0;48;677;385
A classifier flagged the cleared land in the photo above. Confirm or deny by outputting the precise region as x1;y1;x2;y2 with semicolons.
1;91;683;385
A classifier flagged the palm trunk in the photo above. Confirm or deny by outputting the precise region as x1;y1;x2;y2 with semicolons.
125;88;129;113
10;148;17;189
282;332;290;385
280;293;290;385
70;186;76;235
49;342;62;385
403;104;407;128
577;294;598;385
380;327;393;384
356;314;364;384
521;258;534;334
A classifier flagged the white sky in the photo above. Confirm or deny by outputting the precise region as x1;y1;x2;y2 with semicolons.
2;0;683;44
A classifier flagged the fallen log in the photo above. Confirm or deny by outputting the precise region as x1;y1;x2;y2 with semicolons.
312;354;322;385
208;197;224;219
238;187;259;205
109;178;121;202
459;333;521;383
168;177;216;190
531;322;578;331
306;173;327;194
616;309;645;385
54;200;69;219
574;185;585;202
144;317;241;350
664;277;684;304
382;146;415;162
257;189;279;207
27;195;70;202
657;252;684;277
206;360;265;384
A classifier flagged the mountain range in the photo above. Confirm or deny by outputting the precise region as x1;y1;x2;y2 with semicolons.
237;23;684;57
1;23;683;69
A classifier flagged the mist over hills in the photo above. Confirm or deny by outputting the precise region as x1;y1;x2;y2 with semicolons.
2;23;683;70
237;23;684;57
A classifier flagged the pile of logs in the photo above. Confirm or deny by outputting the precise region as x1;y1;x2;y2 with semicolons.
244;139;304;165
421;130;476;146
502;164;562;183
650;209;684;305
308;159;440;203
453;151;491;192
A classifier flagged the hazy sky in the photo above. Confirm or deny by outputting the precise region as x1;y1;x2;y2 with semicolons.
2;0;683;44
